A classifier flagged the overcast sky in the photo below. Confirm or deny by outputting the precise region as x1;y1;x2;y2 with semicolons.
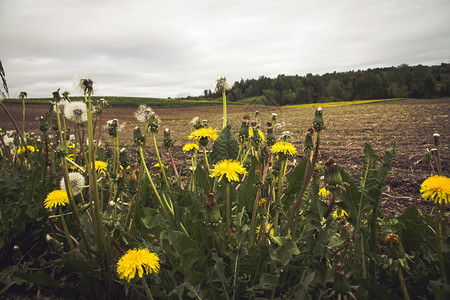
1;0;449;98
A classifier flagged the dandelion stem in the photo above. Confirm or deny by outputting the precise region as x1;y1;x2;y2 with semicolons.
222;90;227;129
225;182;232;239
22;96;25;138
141;277;154;300
152;133;172;196
397;267;411;300
139;147;170;219
0;102;33;163
59;206;75;251
435;203;448;283
282;133;320;236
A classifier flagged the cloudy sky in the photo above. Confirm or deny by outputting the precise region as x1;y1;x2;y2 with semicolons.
1;0;449;98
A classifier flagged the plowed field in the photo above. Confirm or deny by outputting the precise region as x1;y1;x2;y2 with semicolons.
1;98;449;217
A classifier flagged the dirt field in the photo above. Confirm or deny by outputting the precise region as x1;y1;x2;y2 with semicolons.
1;98;449;217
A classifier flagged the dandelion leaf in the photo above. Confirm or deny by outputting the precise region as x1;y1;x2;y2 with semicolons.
210;126;239;164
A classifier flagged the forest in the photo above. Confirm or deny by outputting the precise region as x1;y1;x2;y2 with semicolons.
201;63;450;105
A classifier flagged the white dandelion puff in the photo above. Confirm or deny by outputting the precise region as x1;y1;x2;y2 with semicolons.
135;105;153;123
60;172;85;196
64;101;88;124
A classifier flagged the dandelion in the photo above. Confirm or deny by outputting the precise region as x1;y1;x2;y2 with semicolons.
182;143;199;153
279;131;292;141
270;141;298;156
274;122;284;133
256;223;274;237
188;127;219;142
94;160;108;174
249;127;265;142
190;116;203;129
44;190;69;209
318;188;330;198
60;173;85;196
135;105;154;123
258;198;266;207
332;208;348;219
79;78;94;95
4;136;14;147
53;99;69;114
420;175;450;206
17;145;36;154
210;159;247;182
64;101;88;124
117;248;160;282
107;119;119;137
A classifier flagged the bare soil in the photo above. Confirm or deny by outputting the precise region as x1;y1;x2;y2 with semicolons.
1;98;449;218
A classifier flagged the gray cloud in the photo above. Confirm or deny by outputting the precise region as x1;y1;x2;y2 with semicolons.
1;0;449;98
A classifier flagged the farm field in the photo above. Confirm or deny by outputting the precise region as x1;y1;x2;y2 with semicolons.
1;98;449;217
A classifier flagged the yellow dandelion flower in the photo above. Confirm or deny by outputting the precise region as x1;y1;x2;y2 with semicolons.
182;143;200;152
17;145;37;154
270;141;297;156
249;127;265;142
44;190;69;209
256;223;274;237
94;160;108;174
117;248;160;282
385;233;401;247
154;163;164;168
318;188;330;198
420;175;450;206
210;159;247;182
259;198;266;207
332;208;348;219
188;127;219;141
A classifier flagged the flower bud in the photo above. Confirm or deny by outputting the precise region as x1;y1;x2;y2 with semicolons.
147;112;160;133
312;107;325;132
107;119;119;138
433;133;440;147
163;128;174;149
39;116;49;133
385;233;405;260
324;157;342;188
133;126;145;146
62;91;70;101
250;122;263;146
303;128;314;152
333;262;350;294
206;192;222;227
52;89;61;102
56;144;67;158
238;115;250;143
119;148;130;168
266;122;276;147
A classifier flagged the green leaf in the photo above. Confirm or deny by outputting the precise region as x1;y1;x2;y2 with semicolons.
210;126;239;164
270;237;300;266
237;156;258;214
17;271;61;288
284;159;308;201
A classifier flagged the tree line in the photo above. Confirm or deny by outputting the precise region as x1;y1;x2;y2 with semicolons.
201;63;450;105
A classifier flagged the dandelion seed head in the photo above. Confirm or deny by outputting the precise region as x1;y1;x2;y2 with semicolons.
135;105;153;123
64;101;88;124
60;172;85;196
